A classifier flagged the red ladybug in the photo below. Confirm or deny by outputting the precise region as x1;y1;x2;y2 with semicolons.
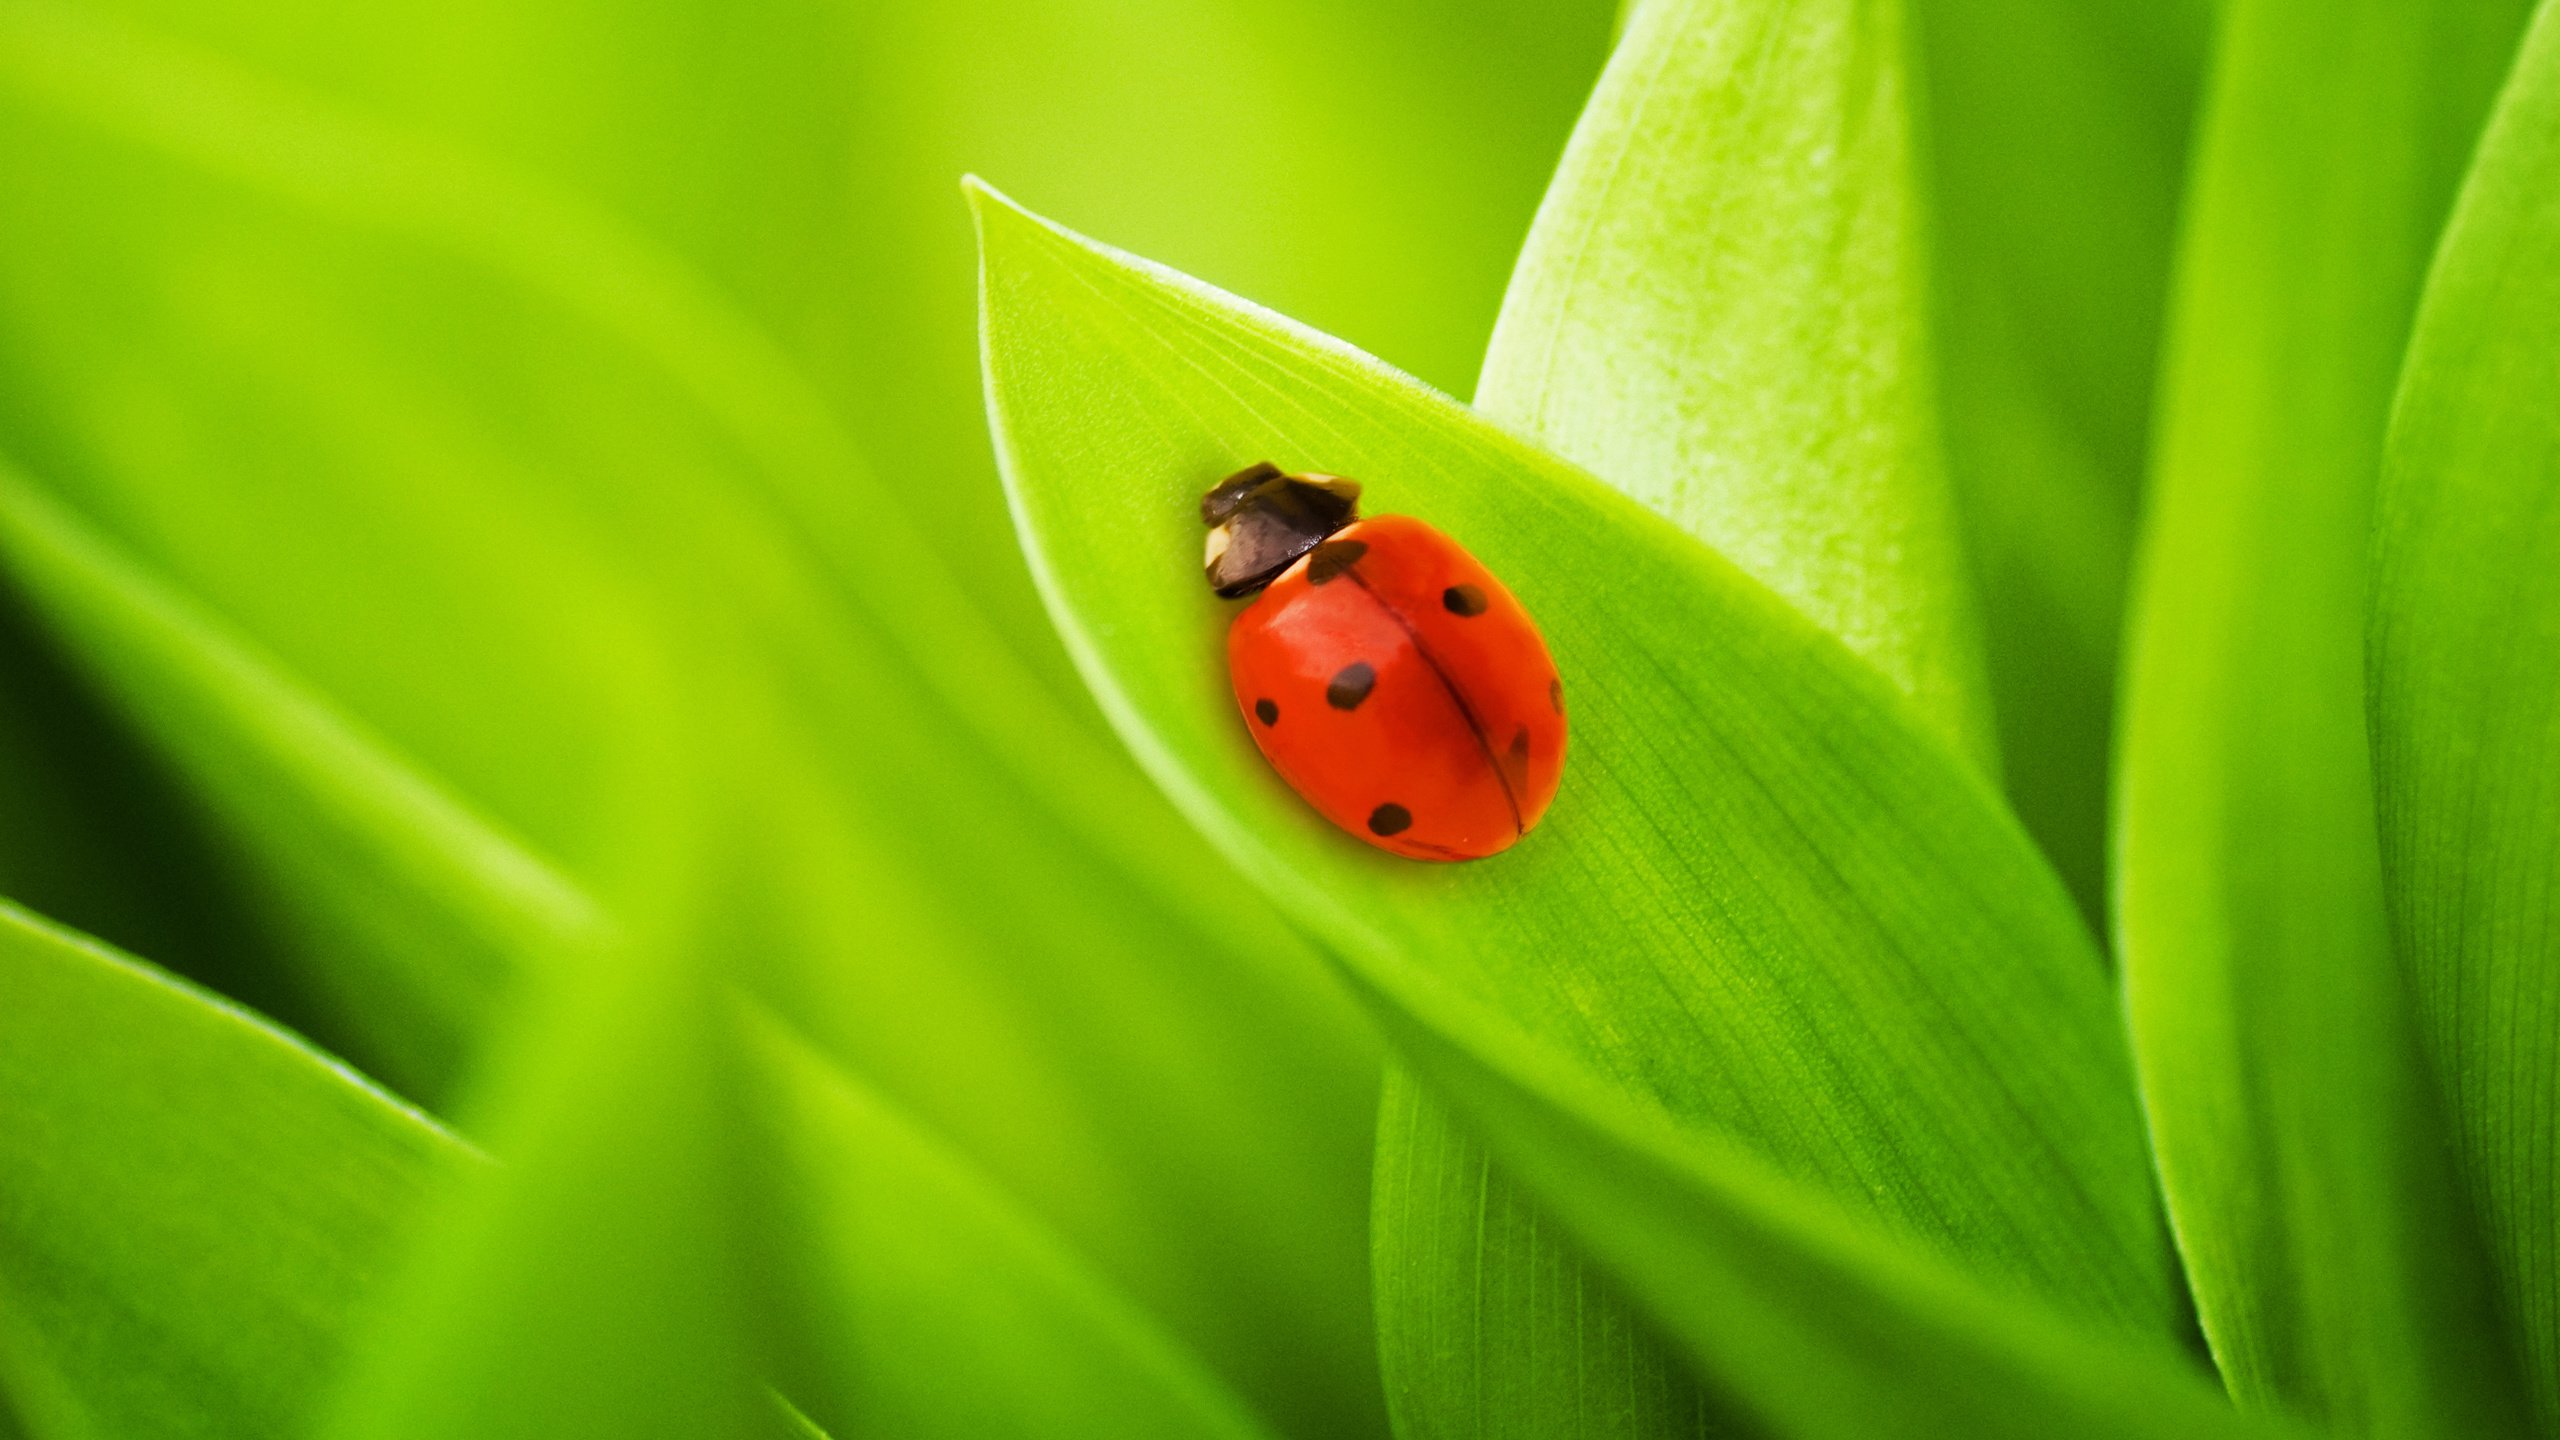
1202;462;1566;861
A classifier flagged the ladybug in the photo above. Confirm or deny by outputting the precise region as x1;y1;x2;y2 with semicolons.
1202;461;1566;861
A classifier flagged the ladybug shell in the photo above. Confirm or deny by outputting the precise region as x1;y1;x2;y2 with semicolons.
1225;514;1565;861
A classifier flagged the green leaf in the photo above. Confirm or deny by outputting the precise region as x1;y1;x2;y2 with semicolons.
318;865;766;1440
2116;0;2537;1432
2369;4;2560;1430
1384;0;2000;1425
0;582;293;1026
0;0;681;888
1361;985;2300;1440
974;183;2203;1433
1477;0;1991;766
1912;0;2210;915
767;1397;836;1440
307;745;1290;1440
0;15;1389;1426
0;899;469;1439
744;1014;1280;1440
1372;1079;1736;1437
0;460;600;1099
735;641;1391;1437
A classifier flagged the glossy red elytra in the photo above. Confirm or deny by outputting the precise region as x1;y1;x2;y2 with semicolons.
1202;462;1565;861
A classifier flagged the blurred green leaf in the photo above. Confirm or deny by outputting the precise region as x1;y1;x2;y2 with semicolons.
0;0;681;887
0;0;1616;745
318;826;766;1440
745;1014;1279;1440
1384;0;1997;1426
0;584;295;1024
1912;0;2209;915
736;630;1389;1437
767;1399;835;1440
974;185;2205;1432
0;460;599;1099
2369;4;2560;1430
2116;0;2536;1431
0;12;1388;1430
0;899;469;1439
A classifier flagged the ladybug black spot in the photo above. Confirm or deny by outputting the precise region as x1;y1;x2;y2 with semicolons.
1327;661;1377;711
1368;803;1413;836
1305;539;1369;585
1255;698;1280;726
1549;677;1564;715
1442;583;1488;617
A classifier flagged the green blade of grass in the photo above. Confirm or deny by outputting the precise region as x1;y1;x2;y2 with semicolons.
0;463;600;1099
0;11;683;895
1383;0;2003;1426
0;13;1390;1425
743;671;1390;1438
0;900;471;1439
744;1013;1281;1440
1479;0;1991;766
2369;5;2560;1429
306;692;1300;1440
0;448;1384;1434
973;184;2213;1432
315;815;767;1440
1372;1080;1737;1438
0;583;290;1024
1362;983;2302;1440
2116;0;2535;1431
1912;0;2209;916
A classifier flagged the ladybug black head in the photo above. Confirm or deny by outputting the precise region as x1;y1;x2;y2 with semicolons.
1201;462;1361;598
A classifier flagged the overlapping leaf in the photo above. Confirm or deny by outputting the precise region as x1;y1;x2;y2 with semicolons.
1475;0;1990;762
0;9;1390;1426
0;464;600;1098
2369;4;2560;1429
1381;0;1996;1426
0;3;1622;1426
743;1015;1279;1440
0;901;470;1439
2116;0;2534;1431
972;186;2257;1436
307;725;761;1440
0;591;256;997
1912;0;2209;912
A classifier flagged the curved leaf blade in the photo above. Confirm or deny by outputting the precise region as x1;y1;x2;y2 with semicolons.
0;18;1390;1423
2369;4;2560;1428
745;1015;1279;1440
1913;0;2209;914
0;461;599;1098
1360;976;2300;1440
1478;0;1989;765
318;854;764;1440
1387;0;1999;1425
2117;0;2535;1430
974;184;2183;1423
1372;1074;1736;1438
0;900;469;1439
